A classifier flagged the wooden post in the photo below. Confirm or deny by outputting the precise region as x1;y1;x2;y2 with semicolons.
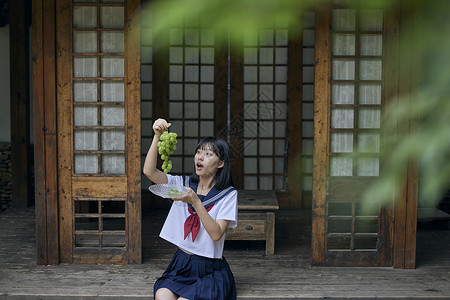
10;0;32;209
32;0;59;265
229;38;244;189
311;2;331;266
286;15;303;209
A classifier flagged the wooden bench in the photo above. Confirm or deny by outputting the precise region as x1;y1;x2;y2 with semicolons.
226;190;279;255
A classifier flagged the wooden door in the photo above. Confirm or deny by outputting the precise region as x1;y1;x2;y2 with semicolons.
56;0;141;264
312;3;395;266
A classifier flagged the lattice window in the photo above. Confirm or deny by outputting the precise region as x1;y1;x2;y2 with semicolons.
74;199;126;248
327;201;379;250
140;4;153;190
327;3;384;251
72;0;126;248
329;7;383;177
301;11;315;194
167;18;216;175
242;22;289;191
72;0;126;175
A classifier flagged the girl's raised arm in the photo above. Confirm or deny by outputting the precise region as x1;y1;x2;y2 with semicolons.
143;118;170;184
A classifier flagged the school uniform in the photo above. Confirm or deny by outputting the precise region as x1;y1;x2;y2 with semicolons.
153;174;238;300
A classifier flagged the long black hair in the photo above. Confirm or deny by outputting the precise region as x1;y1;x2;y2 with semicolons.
190;136;234;190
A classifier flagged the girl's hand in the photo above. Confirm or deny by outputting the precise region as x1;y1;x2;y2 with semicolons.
171;187;199;205
153;118;171;136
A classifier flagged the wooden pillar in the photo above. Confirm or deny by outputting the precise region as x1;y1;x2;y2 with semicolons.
10;0;32;208
311;2;331;266
32;0;59;265
393;0;419;269
285;15;303;209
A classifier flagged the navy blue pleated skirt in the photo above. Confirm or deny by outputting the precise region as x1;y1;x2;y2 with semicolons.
154;249;237;300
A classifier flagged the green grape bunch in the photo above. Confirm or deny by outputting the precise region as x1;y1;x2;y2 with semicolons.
157;131;178;174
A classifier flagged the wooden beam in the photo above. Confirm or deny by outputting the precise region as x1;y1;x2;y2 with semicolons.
10;0;32;209
311;2;331;266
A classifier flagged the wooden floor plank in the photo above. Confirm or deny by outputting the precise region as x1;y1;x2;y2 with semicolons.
0;208;449;299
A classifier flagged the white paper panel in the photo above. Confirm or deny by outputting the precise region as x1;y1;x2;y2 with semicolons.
74;130;98;150
102;130;125;150
74;81;97;102
200;103;214;119
200;121;213;137
332;84;354;104
330;157;353;176
75;154;98;174
332;60;355;80
332;9;356;31
260;158;273;174
201;29;215;46
259;176;273;190
259;48;273;64
101;31;124;53
102;154;125;174
101;107;124;126
200;47;214;64
100;7;124;29
359;34;382;56
185;47;199;64
184;103;198;118
73;31;97;53
244;176;257;190
359;9;383;31
358;133;380;153
356;157;379;176
259;66;273;83
331;109;354;128
101;81;124;102
74;107;97;126
359;60;382;80
200;84;214;101
74;57;97;77
185;84;199;100
259;139;273;156
244;158;257;174
101;57;124;77
185;66;199;82
331;132;353;153
333;34;355;55
359;84;381;104
358;109;380;128
73;6;97;28
184;121;198;137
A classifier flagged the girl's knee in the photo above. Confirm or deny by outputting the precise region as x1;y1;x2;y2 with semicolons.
155;287;177;300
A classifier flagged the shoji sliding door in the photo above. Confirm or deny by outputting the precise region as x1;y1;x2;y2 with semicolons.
57;0;141;264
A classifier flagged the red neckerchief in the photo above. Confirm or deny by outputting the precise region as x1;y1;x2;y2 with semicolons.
184;203;215;242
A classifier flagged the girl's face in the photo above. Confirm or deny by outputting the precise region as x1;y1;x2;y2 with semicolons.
194;145;224;178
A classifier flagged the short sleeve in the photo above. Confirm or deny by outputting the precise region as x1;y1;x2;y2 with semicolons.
166;174;184;186
216;189;238;228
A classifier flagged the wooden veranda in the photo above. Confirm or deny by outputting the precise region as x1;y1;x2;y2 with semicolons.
1;208;449;299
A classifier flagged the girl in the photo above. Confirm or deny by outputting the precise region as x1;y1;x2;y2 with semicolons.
143;118;238;300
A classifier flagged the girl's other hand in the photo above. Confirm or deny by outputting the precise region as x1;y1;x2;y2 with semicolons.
153;118;171;136
171;187;198;205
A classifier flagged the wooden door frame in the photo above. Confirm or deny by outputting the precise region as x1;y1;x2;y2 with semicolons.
33;0;142;265
311;2;418;268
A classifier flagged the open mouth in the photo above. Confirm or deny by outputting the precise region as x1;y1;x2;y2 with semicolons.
196;162;203;170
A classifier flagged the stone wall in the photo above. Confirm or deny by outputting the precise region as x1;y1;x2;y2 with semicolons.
0;142;12;212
